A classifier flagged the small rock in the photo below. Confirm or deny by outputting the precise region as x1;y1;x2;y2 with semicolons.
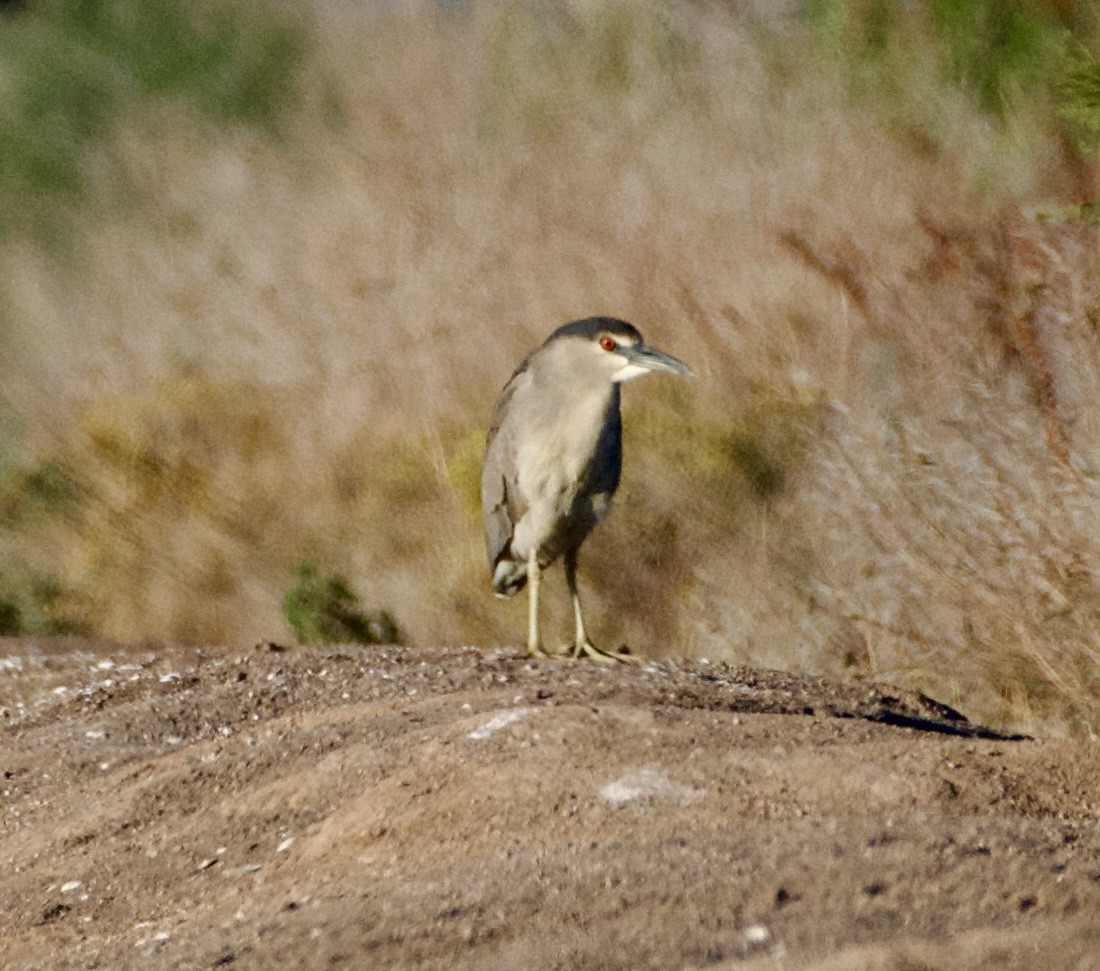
743;924;771;947
467;707;535;741
600;767;705;807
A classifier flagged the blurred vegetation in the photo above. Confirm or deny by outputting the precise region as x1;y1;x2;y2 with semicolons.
282;562;402;647
0;571;86;636
635;387;824;506
0;0;313;249
804;0;1090;113
479;1;700;141
446;429;487;521
0;375;414;644
0;400;25;479
2;0;1100;734
1058;41;1100;150
801;0;1098;188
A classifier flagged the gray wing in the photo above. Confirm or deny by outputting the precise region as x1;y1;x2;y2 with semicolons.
481;362;530;570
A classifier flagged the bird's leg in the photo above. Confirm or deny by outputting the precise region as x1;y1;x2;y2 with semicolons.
565;550;639;664
525;549;551;658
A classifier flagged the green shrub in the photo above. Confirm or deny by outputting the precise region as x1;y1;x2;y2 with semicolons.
803;0;1089;117
281;562;402;647
1;458;83;525
51;0;311;132
1058;41;1100;151
927;0;1065;114
0;596;21;636
0;0;313;248
0;572;86;635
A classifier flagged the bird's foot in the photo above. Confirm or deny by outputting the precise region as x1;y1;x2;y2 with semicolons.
571;640;641;664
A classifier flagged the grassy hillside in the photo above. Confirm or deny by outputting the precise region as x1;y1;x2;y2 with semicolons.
2;0;1098;734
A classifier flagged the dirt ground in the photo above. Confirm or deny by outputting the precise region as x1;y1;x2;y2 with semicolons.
0;638;1097;971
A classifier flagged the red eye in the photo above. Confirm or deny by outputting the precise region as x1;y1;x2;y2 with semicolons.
599;336;617;352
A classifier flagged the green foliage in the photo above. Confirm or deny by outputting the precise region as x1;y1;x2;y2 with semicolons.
802;0;899;64
0;0;312;248
1;458;83;524
926;0;1063;114
50;0;308;130
0;407;87;635
0;596;21;636
803;0;1089;117
0;25;117;245
0;571;86;636
281;562;402;647
1057;42;1100;150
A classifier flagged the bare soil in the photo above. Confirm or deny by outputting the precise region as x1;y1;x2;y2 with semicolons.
1;638;1097;970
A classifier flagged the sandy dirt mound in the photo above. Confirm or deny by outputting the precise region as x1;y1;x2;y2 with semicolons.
1;639;1097;970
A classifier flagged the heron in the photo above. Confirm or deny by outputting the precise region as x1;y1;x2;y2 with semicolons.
481;317;691;662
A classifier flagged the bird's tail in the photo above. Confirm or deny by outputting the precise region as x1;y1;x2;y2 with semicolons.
492;559;527;598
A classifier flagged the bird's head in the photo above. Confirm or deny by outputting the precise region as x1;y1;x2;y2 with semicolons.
545;317;692;384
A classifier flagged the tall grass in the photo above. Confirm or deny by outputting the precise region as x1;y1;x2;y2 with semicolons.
1;0;1098;734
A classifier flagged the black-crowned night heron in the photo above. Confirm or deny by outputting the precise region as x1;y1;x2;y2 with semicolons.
481;317;691;662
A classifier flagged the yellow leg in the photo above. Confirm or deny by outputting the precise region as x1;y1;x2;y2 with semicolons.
565;551;639;664
526;550;551;658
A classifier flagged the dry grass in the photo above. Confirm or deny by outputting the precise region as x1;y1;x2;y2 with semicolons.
2;1;1099;734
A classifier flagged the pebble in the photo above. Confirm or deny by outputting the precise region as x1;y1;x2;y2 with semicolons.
743;924;771;946
467;707;535;741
